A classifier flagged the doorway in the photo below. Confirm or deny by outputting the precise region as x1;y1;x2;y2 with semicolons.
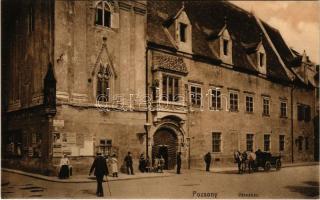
152;127;178;170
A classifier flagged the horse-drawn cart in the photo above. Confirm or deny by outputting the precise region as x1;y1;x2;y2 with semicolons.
253;151;281;171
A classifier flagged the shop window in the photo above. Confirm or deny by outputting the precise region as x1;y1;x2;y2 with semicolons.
99;139;112;156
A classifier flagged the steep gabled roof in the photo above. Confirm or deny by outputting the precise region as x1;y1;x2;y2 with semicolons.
147;1;292;82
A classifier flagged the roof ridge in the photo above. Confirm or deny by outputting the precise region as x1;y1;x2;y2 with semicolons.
224;1;254;17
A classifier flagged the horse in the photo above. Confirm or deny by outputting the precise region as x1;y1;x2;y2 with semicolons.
234;150;245;174
241;151;257;173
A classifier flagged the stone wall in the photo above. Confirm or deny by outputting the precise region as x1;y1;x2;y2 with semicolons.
5;0;53;112
184;57;315;168
54;0;146;104
52;104;147;174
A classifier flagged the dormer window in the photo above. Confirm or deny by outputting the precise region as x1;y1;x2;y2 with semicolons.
171;7;192;53
256;42;267;74
179;23;187;42
95;1;111;28
218;27;232;65
259;52;265;67
223;39;229;56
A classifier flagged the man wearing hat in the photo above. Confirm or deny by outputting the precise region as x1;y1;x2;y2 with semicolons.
89;152;109;197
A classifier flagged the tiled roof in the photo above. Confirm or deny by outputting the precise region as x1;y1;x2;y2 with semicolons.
147;1;292;82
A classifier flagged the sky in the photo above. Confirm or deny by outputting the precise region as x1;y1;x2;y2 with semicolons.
232;1;320;64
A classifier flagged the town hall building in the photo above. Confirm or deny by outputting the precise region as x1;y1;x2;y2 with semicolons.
2;0;318;175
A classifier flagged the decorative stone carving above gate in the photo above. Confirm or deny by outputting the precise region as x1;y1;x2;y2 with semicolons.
152;52;188;75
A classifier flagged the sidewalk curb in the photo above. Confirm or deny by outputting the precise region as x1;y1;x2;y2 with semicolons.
2;168;174;183
195;162;319;173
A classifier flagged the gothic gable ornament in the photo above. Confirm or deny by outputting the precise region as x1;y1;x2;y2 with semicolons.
91;37;117;78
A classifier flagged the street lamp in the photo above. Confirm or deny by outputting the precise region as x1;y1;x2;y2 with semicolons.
144;123;152;159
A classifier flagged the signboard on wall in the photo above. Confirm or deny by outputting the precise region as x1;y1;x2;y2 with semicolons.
28;147;33;157
53;119;64;127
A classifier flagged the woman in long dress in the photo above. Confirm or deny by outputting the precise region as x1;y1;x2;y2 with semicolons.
110;154;118;177
59;154;70;179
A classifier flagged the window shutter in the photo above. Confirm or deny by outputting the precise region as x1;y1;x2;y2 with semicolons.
111;12;119;29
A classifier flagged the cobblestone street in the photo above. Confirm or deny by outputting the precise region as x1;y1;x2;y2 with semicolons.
1;165;319;199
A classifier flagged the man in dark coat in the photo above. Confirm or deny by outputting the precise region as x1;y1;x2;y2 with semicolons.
204;152;212;172
124;152;134;175
176;152;182;174
89;152;109;197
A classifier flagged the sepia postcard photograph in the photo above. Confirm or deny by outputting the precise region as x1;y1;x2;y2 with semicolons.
1;0;319;199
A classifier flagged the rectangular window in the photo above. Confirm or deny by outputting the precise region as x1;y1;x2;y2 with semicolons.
190;85;202;107
298;136;303;151
263;97;270;116
99;139;112;156
104;10;111;27
259;53;264;67
246;134;254;152
279;135;285;151
28;5;35;34
305;137;309;150
264;134;270;151
95;8;103;26
298;104;311;122
280;101;287;118
95;4;111;28
223;39;228;56
212;132;221;153
305;105;311;122
297;105;304;121
246;96;254;113
97;78;110;102
162;75;179;102
180;23;187;42
211;88;221;110
229;91;238;112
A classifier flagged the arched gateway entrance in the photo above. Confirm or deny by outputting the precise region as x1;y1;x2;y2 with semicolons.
152;128;178;170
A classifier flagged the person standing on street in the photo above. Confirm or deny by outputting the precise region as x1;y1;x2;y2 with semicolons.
110;154;118;177
204;152;212;172
89;152;109;197
176;152;182;174
124;152;134;175
59;154;70;179
138;153;146;173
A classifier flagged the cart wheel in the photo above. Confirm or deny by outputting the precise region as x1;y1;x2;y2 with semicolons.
276;160;281;170
264;161;271;171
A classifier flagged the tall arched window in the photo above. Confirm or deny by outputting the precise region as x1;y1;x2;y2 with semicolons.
97;64;112;102
95;1;111;27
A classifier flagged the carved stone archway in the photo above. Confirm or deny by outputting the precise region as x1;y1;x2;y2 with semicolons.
151;116;185;170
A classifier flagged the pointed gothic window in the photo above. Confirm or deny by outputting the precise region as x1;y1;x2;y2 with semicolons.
97;64;112;102
95;1;111;28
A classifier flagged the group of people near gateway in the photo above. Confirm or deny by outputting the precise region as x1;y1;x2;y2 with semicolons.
88;151;183;197
60;151;212;197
